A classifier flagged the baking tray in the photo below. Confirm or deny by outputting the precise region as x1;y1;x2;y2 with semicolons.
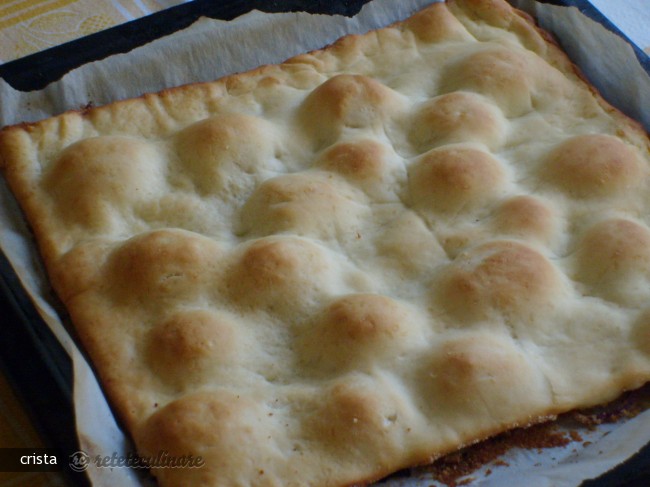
0;1;649;486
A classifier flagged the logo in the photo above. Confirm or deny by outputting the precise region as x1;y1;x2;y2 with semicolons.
66;449;204;471
68;451;90;472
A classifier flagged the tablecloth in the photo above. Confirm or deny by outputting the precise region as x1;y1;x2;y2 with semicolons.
0;0;191;63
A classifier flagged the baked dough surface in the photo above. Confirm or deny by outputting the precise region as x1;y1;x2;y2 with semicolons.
2;0;650;485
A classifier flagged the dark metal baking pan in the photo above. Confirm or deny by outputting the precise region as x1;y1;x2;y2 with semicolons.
0;0;374;92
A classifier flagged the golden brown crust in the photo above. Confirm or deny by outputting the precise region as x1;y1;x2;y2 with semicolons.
1;0;650;486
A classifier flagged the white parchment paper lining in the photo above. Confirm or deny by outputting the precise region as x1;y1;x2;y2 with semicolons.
0;1;649;486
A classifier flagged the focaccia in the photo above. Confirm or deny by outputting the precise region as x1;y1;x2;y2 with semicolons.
2;0;650;485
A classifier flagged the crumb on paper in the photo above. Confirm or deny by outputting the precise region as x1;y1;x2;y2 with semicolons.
415;384;650;487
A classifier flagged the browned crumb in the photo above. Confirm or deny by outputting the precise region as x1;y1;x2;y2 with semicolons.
457;478;474;486
420;424;566;486
569;431;582;442
421;422;570;487
420;383;650;487
80;101;95;113
570;385;650;428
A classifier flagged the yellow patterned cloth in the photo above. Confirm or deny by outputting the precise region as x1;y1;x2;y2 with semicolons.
0;0;192;63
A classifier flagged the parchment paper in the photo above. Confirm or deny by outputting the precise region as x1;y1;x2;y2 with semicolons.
1;1;649;486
